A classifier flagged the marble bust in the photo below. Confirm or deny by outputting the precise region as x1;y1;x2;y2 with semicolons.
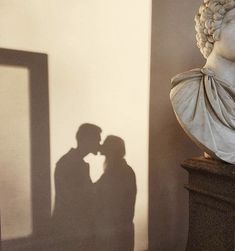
170;0;235;164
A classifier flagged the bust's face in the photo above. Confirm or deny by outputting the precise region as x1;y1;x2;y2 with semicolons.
213;8;235;61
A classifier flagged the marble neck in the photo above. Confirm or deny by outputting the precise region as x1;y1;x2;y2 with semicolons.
204;52;235;88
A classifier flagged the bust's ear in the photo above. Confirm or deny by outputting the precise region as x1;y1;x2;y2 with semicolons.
213;29;221;41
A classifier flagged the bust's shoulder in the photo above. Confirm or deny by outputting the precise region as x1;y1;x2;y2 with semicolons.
171;68;203;88
170;68;204;102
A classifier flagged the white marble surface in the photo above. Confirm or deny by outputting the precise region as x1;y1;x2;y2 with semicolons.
171;68;235;164
170;3;235;164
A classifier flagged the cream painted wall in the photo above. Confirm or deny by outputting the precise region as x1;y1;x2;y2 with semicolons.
0;1;151;250
0;66;31;240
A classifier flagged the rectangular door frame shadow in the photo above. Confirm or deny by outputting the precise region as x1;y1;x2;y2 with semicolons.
0;48;51;241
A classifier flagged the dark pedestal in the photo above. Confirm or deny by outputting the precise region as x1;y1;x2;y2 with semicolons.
182;157;235;251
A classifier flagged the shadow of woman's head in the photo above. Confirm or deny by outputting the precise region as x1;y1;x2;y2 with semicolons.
100;135;126;161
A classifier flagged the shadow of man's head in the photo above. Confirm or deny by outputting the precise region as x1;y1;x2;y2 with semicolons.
76;123;102;155
100;135;125;161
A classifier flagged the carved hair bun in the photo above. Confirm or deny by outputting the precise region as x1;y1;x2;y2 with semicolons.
195;0;235;58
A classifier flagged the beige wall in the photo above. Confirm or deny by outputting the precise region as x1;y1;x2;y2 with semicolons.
0;1;151;250
0;66;31;240
149;1;204;250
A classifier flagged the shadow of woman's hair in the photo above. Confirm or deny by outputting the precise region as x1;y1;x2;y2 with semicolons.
101;135;126;159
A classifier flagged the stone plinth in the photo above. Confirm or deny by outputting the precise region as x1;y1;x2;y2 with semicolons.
182;157;235;251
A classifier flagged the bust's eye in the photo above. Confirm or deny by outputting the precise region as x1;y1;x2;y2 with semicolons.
228;20;235;26
225;15;235;24
224;19;235;25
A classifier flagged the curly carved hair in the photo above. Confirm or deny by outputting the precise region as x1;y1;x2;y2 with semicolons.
195;0;235;58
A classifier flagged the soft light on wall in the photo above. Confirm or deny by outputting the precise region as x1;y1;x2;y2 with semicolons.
0;1;151;250
0;66;31;240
